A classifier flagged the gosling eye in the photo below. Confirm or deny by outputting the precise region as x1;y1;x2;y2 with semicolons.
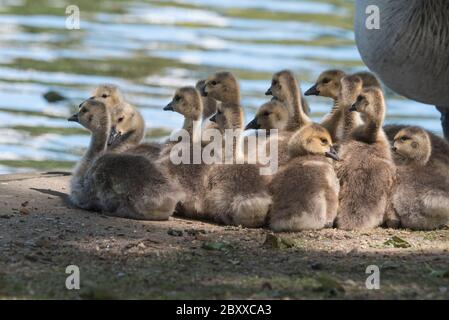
322;78;330;84
263;111;270;117
272;80;278;86
175;95;182;102
357;95;364;102
102;94;109;98
320;138;328;145
118;117;124;123
211;80;217;86
82;108;88;114
400;136;409;142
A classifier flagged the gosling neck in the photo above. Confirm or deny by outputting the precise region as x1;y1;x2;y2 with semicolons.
222;105;245;163
321;98;342;142
86;127;109;161
183;114;202;145
283;82;311;131
340;97;364;141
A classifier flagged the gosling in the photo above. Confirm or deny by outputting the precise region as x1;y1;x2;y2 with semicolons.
68;100;183;220
160;86;210;219
334;76;396;230
88;84;162;160
245;100;291;167
269;124;340;231
392;127;449;230
305;70;381;142
201;71;272;228
265;70;311;131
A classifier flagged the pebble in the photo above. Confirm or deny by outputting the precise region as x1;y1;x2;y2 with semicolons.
168;228;183;237
308;261;322;270
19;207;30;215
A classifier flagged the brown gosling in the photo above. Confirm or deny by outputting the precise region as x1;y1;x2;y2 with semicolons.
392;127;449;230
305;70;381;142
68;100;183;220
159;86;210;219
201;71;272;228
88;84;162;160
334;76;397;230
245;100;291;167
265;70;311;131
269;124;340;231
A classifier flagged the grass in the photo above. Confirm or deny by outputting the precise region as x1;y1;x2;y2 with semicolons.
10;125;87;137
2;0;128;16
0;160;74;170
4;56;193;79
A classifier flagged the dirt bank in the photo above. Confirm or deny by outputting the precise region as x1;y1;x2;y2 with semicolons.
0;172;448;299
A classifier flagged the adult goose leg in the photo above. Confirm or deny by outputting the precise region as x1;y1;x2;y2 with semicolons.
436;106;449;140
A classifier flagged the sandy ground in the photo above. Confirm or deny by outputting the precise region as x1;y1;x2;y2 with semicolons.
0;171;448;299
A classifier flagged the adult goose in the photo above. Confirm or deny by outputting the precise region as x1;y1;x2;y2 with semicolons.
355;0;449;139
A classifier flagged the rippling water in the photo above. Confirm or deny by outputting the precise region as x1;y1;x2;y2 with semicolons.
0;0;442;174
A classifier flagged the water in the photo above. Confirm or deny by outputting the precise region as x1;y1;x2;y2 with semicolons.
0;0;442;174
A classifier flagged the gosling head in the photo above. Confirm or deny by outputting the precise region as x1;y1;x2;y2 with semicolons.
68;99;109;133
164;86;203;121
304;69;346;99
87;84;124;109
265;70;298;102
393;127;431;166
349;87;385;123
202;71;240;103
195;79;207;97
288;123;338;161
245;100;288;131
108;103;145;147
353;71;381;90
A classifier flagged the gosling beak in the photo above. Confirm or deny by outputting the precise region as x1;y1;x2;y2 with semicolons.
325;146;340;161
304;84;319;96
163;102;174;111
107;127;122;146
265;87;273;96
67;113;79;123
245;118;260;130
349;103;357;112
209;114;217;123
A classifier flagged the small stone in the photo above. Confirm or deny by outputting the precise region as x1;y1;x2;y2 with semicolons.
228;259;240;265
19;207;30;215
137;242;146;249
261;282;273;290
310;262;323;270
21;201;29;207
24;240;36;247
25;254;38;262
35;237;52;248
167;228;183;237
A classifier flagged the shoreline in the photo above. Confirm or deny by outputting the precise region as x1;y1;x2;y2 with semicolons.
0;172;448;299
